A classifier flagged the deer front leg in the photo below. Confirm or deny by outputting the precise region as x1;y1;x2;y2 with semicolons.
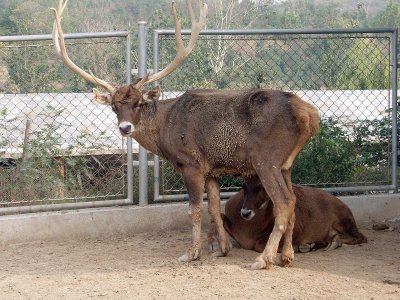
178;168;205;262
205;177;231;257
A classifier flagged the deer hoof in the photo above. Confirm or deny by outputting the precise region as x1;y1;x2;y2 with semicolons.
280;249;294;267
211;251;226;258
208;237;231;258
208;239;218;252
218;238;232;256
178;248;201;262
210;245;229;258
281;255;293;268
249;256;270;270
178;253;190;262
324;239;342;251
298;243;312;253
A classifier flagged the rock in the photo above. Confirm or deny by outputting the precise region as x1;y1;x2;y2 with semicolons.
372;223;389;231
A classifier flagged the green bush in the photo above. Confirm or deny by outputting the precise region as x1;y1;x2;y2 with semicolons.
292;118;359;186
352;117;392;167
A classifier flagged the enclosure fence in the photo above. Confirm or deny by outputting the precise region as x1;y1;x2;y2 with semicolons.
0;27;398;213
0;32;135;214
151;28;398;203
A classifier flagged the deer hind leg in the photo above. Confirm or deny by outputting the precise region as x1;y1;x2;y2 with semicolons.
178;168;205;262
282;98;320;171
278;101;319;264
206;177;231;257
324;230;343;251
251;165;296;270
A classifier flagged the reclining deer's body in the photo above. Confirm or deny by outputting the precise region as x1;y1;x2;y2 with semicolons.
51;0;320;269
213;178;367;254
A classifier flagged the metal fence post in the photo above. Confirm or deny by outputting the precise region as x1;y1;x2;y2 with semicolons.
138;21;149;206
391;28;398;191
153;31;160;202
126;32;134;204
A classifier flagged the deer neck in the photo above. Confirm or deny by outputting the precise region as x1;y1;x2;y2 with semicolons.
130;101;165;157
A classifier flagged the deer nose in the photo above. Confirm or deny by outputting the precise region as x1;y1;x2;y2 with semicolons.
119;122;133;135
241;208;254;220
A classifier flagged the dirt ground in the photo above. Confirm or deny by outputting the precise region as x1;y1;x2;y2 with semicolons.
0;226;399;300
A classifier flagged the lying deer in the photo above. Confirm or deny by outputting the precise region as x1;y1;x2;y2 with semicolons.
51;0;320;269
209;177;367;254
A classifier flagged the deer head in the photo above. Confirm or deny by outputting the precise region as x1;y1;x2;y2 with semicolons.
241;177;270;220
51;0;207;136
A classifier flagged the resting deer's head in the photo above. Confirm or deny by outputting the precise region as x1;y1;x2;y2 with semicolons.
241;177;270;220
51;0;207;136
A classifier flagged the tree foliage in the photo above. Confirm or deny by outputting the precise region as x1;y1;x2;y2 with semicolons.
0;0;399;35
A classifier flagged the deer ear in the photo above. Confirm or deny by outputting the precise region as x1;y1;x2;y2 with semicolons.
249;90;268;105
92;88;112;105
141;86;161;104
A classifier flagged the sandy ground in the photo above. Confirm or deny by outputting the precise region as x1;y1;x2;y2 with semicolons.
0;227;399;300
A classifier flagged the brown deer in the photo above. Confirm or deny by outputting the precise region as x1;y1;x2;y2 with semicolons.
209;177;367;255
51;0;320;269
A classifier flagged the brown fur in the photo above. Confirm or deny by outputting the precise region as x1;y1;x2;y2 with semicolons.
111;82;320;267
218;178;367;253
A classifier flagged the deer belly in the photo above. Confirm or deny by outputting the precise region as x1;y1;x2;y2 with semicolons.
205;124;251;173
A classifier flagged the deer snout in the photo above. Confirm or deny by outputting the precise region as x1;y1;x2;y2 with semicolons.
241;208;255;220
119;121;134;136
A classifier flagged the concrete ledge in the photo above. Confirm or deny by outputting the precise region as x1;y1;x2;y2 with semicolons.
0;194;399;244
339;193;400;225
0;202;198;245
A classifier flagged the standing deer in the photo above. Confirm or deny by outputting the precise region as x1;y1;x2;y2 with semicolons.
51;0;320;269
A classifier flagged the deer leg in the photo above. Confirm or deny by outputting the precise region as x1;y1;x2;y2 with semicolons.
178;168;205;262
324;233;342;251
251;166;296;270
280;208;295;267
205;177;231;257
280;168;296;267
207;218;219;252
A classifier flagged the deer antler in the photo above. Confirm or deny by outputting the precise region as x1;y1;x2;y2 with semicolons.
143;0;208;86
51;0;207;93
51;0;116;94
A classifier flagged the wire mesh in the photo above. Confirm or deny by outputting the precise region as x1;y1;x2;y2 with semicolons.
156;31;396;196
0;35;131;207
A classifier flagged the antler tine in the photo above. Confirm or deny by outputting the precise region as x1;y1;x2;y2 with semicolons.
144;0;208;86
171;1;184;54
132;73;150;91
51;0;116;94
51;0;68;54
186;0;207;51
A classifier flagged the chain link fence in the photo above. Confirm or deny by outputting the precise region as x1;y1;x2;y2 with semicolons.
0;33;133;210
0;28;398;211
154;29;398;199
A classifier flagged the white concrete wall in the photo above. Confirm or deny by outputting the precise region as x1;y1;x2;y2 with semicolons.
0;194;399;244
